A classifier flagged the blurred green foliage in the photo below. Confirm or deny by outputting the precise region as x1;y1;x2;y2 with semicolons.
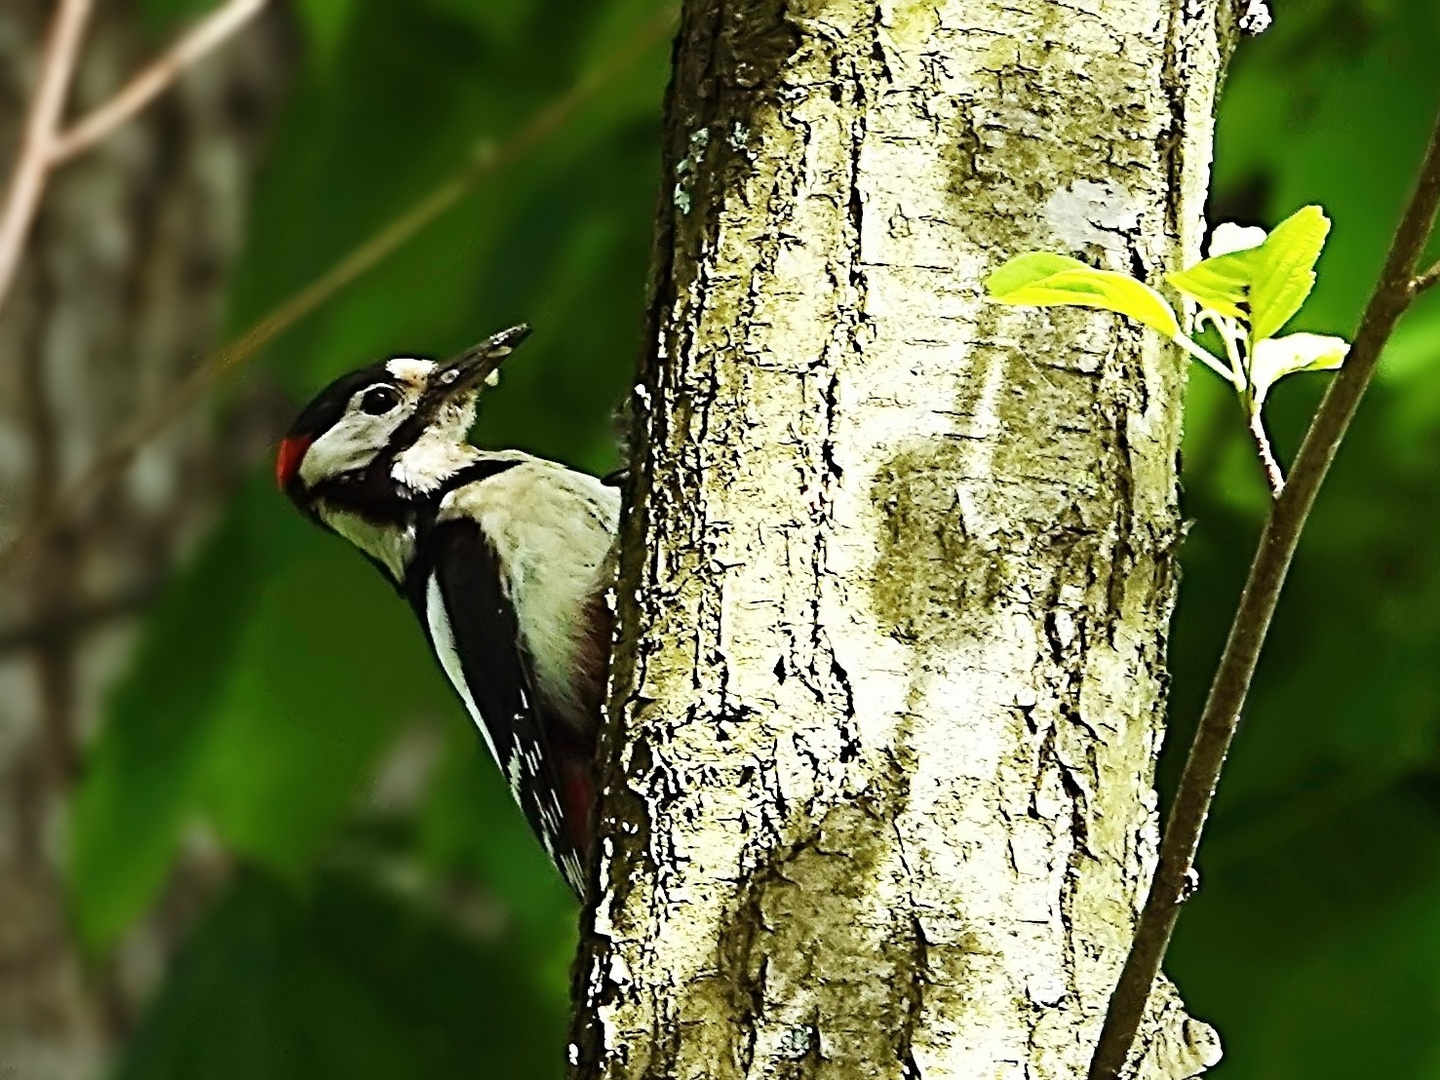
1169;2;1440;1076
75;0;670;1075
65;0;1440;1076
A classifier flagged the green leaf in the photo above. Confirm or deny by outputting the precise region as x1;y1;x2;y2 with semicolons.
986;253;1180;339
985;251;1090;293
419;730;577;989
196;534;448;875
1161;7;1440;1078
117;871;565;1080
69;474;445;943
1166;248;1260;320
292;0;360;76
1249;205;1332;342
68;479;290;947
1249;332;1349;404
428;0;540;43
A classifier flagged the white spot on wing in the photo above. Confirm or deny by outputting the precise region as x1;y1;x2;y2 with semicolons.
562;853;583;893
506;751;524;807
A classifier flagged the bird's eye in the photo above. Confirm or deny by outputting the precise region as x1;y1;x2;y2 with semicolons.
359;385;400;415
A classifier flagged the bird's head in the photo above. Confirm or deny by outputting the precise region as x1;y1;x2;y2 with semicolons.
276;324;530;518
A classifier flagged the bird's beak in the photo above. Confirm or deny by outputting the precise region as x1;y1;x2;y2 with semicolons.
432;323;532;401
359;324;533;471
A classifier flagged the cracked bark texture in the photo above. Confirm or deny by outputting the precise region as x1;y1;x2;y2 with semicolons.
0;5;287;1077
572;1;1231;1078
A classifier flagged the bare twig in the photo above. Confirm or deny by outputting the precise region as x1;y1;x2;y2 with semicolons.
0;0;269;317
0;5;677;583
1088;109;1440;1080
49;0;271;166
0;0;94;309
1413;259;1440;296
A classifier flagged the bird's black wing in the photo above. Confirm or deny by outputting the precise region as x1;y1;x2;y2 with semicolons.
414;519;588;895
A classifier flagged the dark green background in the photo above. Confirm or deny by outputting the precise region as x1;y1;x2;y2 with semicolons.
73;1;1440;1076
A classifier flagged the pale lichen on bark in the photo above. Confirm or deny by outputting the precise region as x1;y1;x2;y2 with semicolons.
573;1;1227;1077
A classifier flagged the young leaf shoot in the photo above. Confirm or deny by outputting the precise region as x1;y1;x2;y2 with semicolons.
985;205;1351;496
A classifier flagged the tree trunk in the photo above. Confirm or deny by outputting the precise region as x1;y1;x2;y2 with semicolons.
0;6;287;1077
572;1;1232;1077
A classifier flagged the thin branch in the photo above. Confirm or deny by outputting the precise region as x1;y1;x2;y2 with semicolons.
1246;406;1285;497
0;0;268;315
1413;259;1440;296
0;5;677;584
1088;108;1440;1080
0;0;94;309
49;0;271;166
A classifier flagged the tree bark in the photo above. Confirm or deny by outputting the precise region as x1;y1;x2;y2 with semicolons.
0;6;287;1076
572;1;1231;1077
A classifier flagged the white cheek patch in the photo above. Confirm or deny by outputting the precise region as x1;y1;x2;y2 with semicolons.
297;409;406;488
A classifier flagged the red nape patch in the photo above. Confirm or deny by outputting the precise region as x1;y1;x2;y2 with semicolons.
275;435;312;492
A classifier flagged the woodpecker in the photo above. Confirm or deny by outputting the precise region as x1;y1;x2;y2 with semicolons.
275;325;618;896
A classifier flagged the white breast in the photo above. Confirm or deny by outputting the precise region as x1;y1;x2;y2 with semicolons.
437;456;621;725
